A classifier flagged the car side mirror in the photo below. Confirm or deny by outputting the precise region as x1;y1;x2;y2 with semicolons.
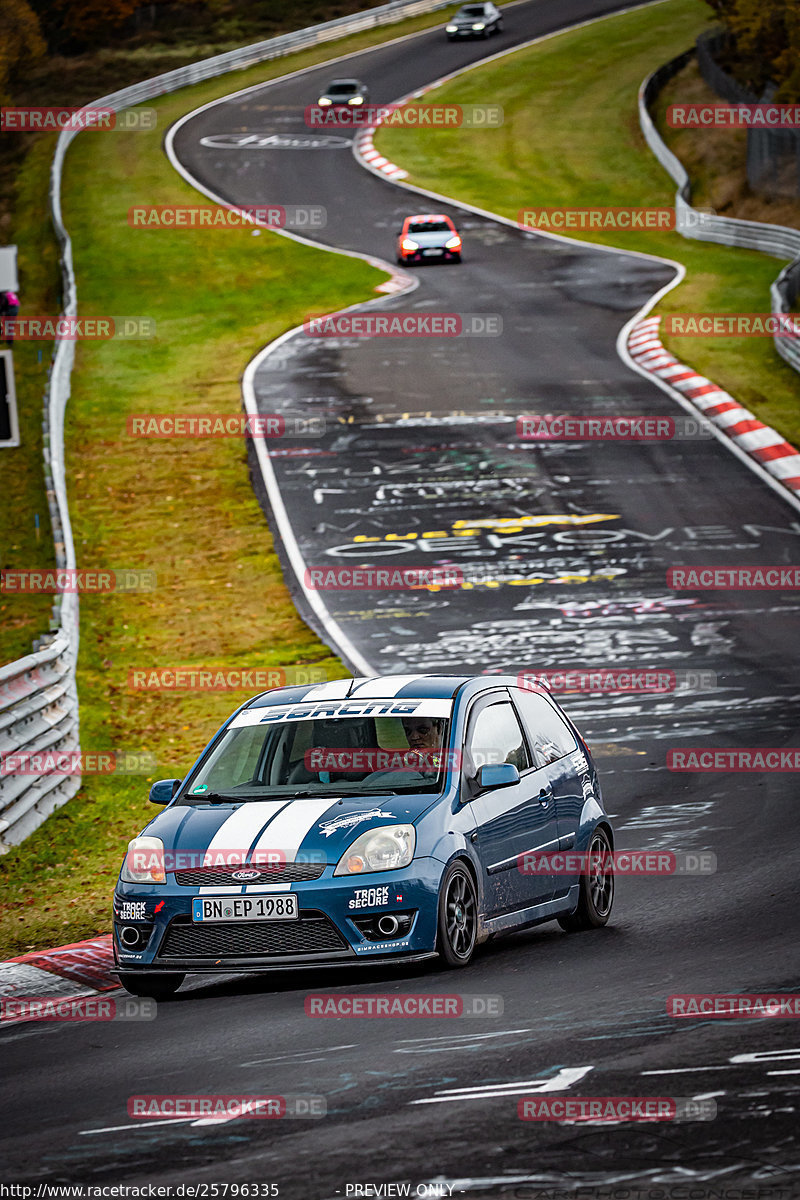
149;778;182;804
477;762;520;790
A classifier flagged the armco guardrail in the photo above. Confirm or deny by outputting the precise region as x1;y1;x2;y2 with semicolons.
0;608;80;851
639;53;800;375
1;0;454;851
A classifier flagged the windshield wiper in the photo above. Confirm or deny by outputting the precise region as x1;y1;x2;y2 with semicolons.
189;791;239;804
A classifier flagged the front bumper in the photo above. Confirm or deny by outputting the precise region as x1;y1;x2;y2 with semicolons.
113;857;443;974
399;246;459;263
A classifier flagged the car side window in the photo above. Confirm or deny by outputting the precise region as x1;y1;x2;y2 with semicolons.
464;701;531;777
512;689;577;767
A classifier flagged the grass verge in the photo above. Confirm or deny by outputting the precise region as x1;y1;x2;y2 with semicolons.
0;9;461;956
376;0;800;448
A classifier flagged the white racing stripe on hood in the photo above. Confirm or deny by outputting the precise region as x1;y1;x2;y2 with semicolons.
250;797;338;864
199;800;291;893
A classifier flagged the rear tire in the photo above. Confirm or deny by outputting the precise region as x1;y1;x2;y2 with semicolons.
436;861;478;967
118;971;185;1000
557;827;614;931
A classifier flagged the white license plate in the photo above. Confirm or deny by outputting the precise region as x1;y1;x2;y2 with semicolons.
422;248;443;256
192;894;298;923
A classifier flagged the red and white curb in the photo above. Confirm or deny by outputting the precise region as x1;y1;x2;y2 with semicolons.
628;316;800;497
1;934;117;1021
355;128;408;181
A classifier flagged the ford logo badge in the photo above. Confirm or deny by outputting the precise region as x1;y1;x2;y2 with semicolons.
231;869;262;881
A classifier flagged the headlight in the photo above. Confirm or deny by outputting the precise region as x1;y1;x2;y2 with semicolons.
121;836;166;884
446;24;457;31
348;96;365;105
334;825;415;875
472;22;485;29
445;235;462;249
401;238;420;251
318;97;332;106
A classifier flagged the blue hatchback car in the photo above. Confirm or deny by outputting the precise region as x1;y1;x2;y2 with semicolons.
114;675;614;997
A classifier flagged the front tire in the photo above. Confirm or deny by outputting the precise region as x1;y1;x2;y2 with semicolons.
118;971;185;999
557;827;614;931
437;861;478;967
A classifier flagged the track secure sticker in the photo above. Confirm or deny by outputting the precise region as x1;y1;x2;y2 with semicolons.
348;886;391;910
117;900;148;921
318;809;396;838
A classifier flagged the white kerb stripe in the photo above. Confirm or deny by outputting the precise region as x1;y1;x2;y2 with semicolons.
733;426;788;451
713;407;755;429
765;455;800;479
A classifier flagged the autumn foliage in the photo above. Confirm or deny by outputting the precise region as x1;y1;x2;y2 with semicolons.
0;0;46;106
704;0;800;101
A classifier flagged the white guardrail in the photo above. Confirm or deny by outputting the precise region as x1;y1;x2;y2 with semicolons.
639;52;800;374
0;0;455;852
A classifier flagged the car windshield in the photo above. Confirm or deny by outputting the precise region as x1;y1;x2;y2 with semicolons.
179;707;452;801
459;6;487;16
408;220;451;233
327;82;359;95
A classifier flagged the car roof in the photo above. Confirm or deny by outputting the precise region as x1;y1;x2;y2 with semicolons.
245;674;481;709
407;213;451;222
326;78;361;86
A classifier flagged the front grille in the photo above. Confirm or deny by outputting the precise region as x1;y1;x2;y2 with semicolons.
174;861;326;887
159;912;348;959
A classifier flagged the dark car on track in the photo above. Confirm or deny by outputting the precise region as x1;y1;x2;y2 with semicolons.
445;2;503;38
317;78;369;107
113;674;614;998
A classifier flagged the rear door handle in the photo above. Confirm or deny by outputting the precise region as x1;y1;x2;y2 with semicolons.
538;787;553;806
